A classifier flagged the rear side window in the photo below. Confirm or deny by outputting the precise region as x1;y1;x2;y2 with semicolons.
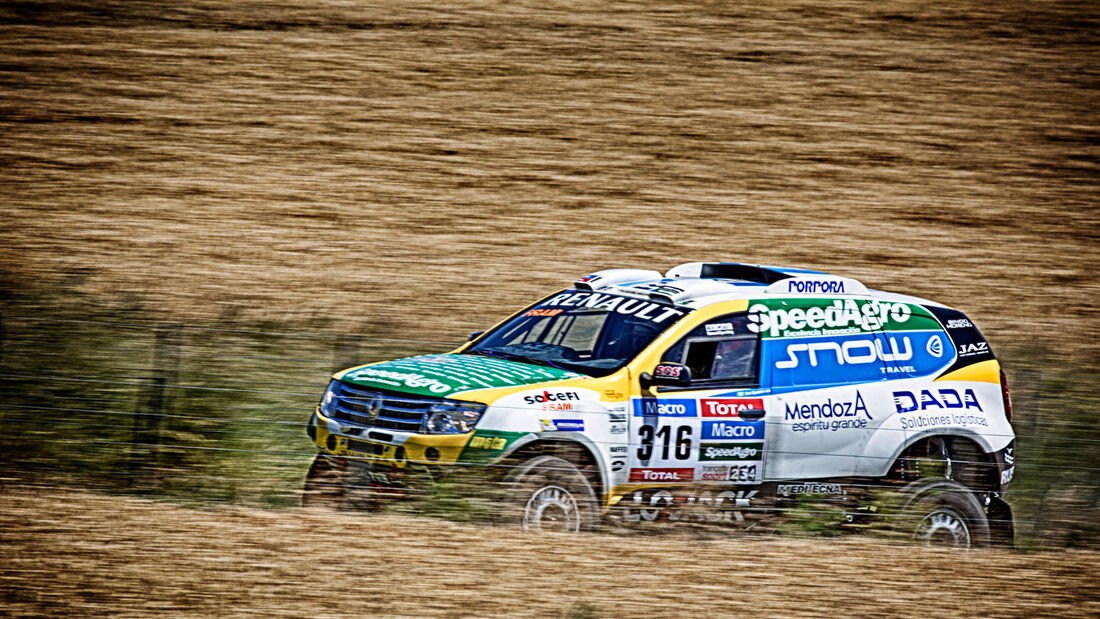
661;314;760;385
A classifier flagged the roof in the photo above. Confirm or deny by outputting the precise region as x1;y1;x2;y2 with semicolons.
573;262;944;309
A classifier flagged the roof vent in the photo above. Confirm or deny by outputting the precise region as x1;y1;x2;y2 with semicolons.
574;269;663;291
666;262;793;284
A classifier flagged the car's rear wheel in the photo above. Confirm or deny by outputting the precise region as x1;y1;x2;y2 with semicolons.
505;455;599;533
903;479;990;549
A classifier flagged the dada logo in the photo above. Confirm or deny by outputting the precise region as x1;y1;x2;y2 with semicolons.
893;388;983;413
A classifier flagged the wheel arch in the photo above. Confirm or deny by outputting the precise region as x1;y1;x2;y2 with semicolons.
496;436;608;503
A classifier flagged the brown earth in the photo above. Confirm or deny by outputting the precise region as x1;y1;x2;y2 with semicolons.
1;487;1098;618
1;1;1099;616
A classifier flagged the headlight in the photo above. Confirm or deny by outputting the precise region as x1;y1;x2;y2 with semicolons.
423;400;486;434
319;380;339;417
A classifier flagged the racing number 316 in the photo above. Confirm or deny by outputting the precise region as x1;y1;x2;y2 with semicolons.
637;425;692;461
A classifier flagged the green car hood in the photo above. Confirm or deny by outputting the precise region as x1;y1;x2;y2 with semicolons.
335;354;585;398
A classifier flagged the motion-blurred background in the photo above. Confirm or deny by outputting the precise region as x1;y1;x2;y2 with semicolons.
1;1;1097;616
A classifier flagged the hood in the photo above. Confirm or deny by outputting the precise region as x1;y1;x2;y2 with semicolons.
336;353;585;398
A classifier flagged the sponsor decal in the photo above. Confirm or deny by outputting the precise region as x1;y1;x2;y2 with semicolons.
726;463;759;483
784;392;873;421
654;364;686;379
766;331;954;385
893;388;983;413
700;465;729;481
701;398;764;417
945;318;974;329
467;436;507;450
629;467;694;482
785;392;872;432
926;335;944;358
345;367;453;394
748;299;918;338
775;336;913;369
632;398;698;417
539;419;585;432
777;482;845;497
1001;466;1014;485
702;420;764;441
621;489;758;523
958;342;990;358
524;308;564;317
538;292;686;324
611;460;626;472
781;279;848;294
705;323;736;336
610;424;627;434
1003;446;1014;465
609;445;629;455
524;391;581;405
699;442;763;461
609;412;627;422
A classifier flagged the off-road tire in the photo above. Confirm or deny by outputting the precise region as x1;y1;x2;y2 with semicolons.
504;455;599;533
902;478;991;549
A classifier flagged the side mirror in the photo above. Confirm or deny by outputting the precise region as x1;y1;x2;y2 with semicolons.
639;362;692;390
739;408;766;421
467;331;484;342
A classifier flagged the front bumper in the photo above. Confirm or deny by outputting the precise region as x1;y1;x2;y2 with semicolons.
309;407;471;467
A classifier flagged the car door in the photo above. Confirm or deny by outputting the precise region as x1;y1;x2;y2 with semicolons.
629;313;767;488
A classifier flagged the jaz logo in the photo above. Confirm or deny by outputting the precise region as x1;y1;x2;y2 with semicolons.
701;398;764;417
628;468;694;482
893;388;984;413
776;336;912;369
958;342;989;357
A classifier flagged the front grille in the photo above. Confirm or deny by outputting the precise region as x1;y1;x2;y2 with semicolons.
329;381;439;433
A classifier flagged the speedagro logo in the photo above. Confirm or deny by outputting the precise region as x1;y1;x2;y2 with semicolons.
747;299;912;338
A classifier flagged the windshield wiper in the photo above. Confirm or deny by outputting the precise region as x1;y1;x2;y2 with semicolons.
467;348;554;368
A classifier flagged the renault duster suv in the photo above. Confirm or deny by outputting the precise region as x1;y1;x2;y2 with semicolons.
304;262;1016;547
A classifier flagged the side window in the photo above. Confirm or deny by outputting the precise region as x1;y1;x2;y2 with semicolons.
661;314;759;385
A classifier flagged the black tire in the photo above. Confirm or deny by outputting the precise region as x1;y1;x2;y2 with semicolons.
504;455;599;533
903;479;991;549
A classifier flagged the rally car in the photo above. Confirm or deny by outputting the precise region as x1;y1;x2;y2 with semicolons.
303;262;1016;547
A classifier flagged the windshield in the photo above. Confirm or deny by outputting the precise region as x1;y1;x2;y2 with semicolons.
464;290;692;377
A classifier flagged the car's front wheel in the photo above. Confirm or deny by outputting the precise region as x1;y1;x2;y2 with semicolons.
505;455;599;533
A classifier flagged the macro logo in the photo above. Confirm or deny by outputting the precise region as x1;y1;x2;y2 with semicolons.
632;398;698;417
700;398;764;417
702;420;764;441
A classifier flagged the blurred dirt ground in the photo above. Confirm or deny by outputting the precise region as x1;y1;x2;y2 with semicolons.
0;1;1098;616
1;488;1097;618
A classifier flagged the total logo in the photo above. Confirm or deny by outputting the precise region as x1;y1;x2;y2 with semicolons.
629;467;694;482
701;398;764;417
893;388;984;413
775;335;912;369
748;299;913;337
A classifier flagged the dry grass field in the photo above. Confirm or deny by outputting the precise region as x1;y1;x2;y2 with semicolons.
1;0;1098;616
2;488;1098;618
